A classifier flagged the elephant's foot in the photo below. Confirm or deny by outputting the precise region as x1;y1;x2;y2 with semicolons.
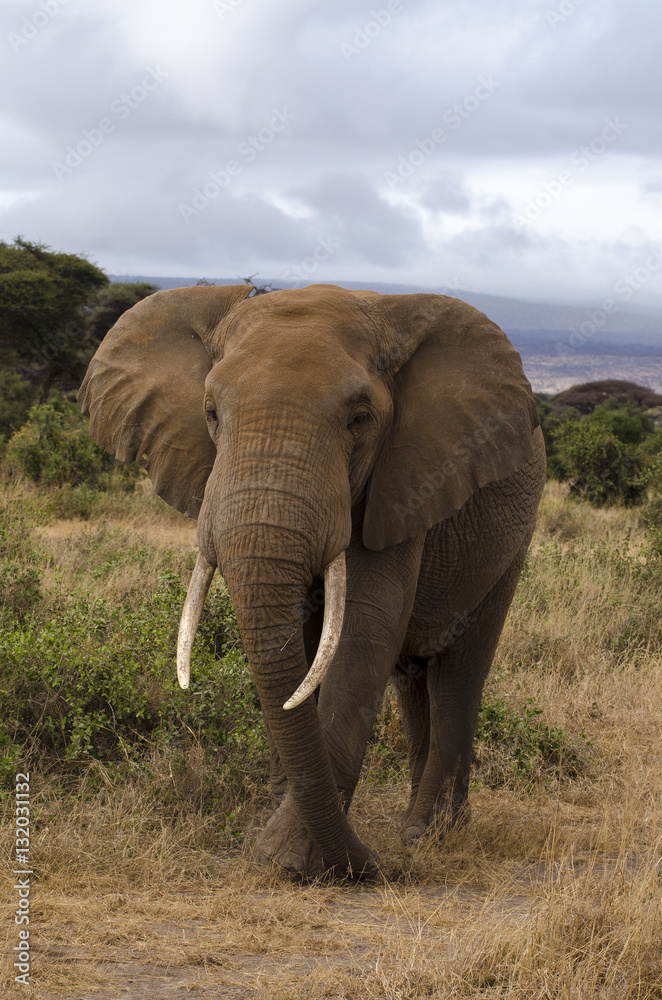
255;799;379;879
401;798;471;845
254;801;325;877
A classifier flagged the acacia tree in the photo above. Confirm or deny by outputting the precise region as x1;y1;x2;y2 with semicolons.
0;239;158;400
0;238;108;395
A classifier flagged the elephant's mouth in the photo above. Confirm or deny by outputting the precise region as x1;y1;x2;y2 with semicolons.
176;550;347;709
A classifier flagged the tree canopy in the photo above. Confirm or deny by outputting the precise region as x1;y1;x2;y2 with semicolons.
0;238;156;397
0;238;108;382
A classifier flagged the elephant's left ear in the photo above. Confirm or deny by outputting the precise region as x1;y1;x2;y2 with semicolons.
362;294;541;551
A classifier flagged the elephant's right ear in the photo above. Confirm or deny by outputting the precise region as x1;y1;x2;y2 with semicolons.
78;284;253;518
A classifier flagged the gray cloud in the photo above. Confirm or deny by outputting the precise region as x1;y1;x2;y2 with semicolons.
1;0;661;309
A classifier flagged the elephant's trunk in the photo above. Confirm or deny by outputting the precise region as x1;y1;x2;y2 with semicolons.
215;531;369;871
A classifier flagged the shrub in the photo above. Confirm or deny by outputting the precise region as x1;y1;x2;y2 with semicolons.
6;398;112;487
551;417;645;505
473;696;587;788
0;570;266;765
585;397;654;445
0;370;38;445
5;396;140;494
0;499;42;617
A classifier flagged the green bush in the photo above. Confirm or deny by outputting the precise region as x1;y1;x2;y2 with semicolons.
473;696;587;788
0;371;38;445
0;500;42;617
585;398;654;445
547;399;662;505
5;396;141;496
6;398;114;487
0;569;266;765
551;417;645;505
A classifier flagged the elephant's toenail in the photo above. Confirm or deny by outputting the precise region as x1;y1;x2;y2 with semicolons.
278;852;303;871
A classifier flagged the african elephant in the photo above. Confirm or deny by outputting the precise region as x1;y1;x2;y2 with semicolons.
78;283;545;877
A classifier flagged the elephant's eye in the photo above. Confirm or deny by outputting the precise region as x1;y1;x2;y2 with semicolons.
206;406;218;424
348;411;371;432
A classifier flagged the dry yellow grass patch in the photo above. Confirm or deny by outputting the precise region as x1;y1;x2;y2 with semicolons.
3;479;662;998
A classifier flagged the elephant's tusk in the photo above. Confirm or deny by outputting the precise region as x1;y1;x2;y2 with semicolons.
177;551;215;689
283;551;346;710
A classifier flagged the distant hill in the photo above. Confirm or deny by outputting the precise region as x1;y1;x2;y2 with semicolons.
110;274;662;351
549;379;662;413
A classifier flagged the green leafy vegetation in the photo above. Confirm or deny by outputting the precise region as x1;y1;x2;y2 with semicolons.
0;495;268;809
542;396;662;506
6;395;142;499
0;237;155;414
0;370;38;446
473;696;587;788
0;237;107;392
0;573;264;763
7;398;113;487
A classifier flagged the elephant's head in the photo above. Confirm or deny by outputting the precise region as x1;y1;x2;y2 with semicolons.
79;283;539;873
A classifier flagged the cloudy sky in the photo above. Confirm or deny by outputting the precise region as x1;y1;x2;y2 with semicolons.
2;0;662;309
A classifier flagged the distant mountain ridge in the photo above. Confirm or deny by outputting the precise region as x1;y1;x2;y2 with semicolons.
109;274;662;355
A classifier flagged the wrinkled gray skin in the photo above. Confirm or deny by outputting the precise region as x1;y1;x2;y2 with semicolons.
79;283;546;878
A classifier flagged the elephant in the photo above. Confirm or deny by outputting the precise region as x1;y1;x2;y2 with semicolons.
78;282;545;878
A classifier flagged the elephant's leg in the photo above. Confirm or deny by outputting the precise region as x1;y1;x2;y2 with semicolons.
393;655;430;826
402;544;528;844
255;536;425;874
318;536;425;809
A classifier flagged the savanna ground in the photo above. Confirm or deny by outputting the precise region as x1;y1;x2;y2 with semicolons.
2;476;662;999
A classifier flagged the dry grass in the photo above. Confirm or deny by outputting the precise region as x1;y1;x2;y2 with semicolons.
2;478;662;998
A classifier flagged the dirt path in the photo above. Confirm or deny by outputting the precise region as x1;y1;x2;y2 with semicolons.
7;783;657;1000
22;871;541;999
